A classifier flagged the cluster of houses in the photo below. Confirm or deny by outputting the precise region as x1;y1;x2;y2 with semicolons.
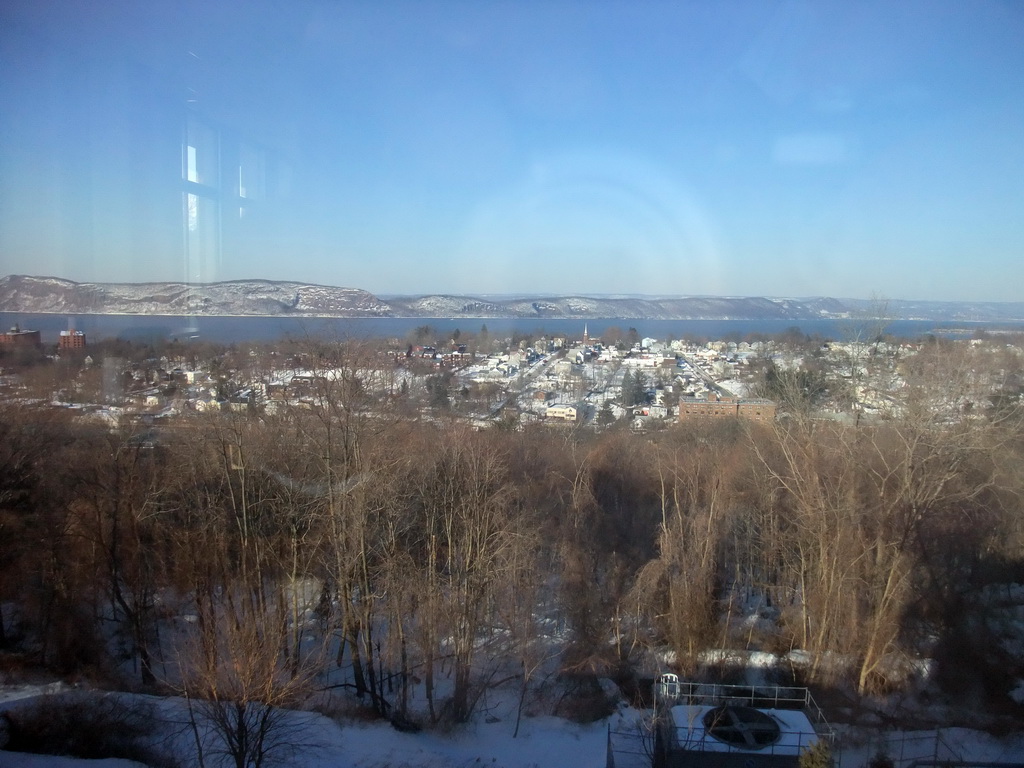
485;336;782;428
8;326;1011;431
76;334;780;430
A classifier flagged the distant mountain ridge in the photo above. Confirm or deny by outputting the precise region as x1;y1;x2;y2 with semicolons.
2;275;1023;322
383;293;852;320
0;275;390;318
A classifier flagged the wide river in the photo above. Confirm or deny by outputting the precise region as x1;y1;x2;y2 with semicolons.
3;313;1022;344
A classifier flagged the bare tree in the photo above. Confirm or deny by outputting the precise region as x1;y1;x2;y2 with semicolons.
751;419;902;689
177;591;322;768
164;412;325;768
414;427;534;723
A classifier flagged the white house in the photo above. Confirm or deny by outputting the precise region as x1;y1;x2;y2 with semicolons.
546;403;580;422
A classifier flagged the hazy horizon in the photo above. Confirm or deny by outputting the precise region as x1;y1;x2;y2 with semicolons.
2;1;1023;302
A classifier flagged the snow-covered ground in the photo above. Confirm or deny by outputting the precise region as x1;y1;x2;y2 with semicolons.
0;683;610;768
3;682;1024;768
324;713;608;768
1;755;143;768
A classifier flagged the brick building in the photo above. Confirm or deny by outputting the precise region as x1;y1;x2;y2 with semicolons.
0;325;42;349
678;393;776;423
58;330;87;350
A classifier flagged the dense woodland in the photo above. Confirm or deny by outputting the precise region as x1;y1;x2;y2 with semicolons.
1;335;1024;740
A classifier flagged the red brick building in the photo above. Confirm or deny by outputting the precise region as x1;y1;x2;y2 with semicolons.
58;330;87;350
0;325;42;349
678;394;776;423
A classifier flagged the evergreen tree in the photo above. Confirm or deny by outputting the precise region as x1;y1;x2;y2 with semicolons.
623;370;648;407
632;370;648;405
426;373;451;410
621;370;635;407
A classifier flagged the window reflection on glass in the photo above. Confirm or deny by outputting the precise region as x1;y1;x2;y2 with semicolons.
184;118;218;189
183;117;221;283
186;146;198;185
239;143;263;201
185;194;220;285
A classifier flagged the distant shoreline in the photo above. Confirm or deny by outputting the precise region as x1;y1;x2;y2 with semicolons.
5;312;1024;345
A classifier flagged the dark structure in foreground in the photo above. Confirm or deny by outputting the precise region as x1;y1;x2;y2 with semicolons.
607;676;831;768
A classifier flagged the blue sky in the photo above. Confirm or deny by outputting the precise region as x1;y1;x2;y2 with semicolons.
1;0;1023;301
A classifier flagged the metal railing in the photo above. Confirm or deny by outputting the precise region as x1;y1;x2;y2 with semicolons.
607;676;840;768
607;721;656;768
669;720;821;757
835;729;965;768
655;678;834;740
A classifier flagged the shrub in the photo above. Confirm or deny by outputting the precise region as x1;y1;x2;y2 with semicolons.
552;674;618;723
799;739;833;768
2;691;171;766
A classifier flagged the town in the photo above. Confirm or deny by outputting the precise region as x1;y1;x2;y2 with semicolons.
3;322;1018;432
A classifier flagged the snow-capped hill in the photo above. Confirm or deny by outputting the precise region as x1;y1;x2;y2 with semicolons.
0;277;866;319
388;294;838;319
5;275;1020;321
0;275;391;317
386;295;493;317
